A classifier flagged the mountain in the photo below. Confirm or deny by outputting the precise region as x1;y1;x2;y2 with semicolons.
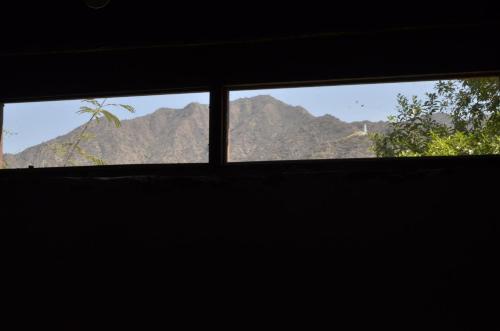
5;95;389;168
228;96;387;161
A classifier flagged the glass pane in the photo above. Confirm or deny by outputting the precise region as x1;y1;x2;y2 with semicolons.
228;78;500;161
1;92;209;168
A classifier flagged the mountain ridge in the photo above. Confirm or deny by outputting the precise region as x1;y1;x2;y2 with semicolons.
5;96;389;167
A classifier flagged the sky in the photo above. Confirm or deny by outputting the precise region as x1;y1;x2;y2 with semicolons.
3;80;438;154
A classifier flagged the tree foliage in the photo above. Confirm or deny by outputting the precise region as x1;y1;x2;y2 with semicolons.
371;77;500;157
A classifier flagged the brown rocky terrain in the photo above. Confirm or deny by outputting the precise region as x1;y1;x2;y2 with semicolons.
5;95;388;167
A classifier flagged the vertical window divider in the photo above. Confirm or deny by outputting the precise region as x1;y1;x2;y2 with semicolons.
209;85;229;167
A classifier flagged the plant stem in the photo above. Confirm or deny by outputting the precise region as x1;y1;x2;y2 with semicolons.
63;99;106;166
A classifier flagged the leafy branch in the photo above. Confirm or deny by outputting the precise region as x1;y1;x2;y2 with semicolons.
371;77;500;157
56;99;135;166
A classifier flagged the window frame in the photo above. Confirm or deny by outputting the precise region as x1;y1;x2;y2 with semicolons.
0;71;499;177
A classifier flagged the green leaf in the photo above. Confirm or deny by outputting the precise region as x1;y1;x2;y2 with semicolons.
119;104;135;113
82;99;101;108
107;103;136;113
101;110;122;128
78;106;97;115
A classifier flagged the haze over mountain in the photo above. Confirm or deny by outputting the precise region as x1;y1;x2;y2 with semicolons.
5;95;389;168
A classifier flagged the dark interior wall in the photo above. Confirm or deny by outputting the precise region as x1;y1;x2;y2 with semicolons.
1;1;499;101
1;2;499;330
2;157;499;330
2;24;499;102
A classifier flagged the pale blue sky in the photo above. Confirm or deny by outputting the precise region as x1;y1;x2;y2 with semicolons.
4;81;438;154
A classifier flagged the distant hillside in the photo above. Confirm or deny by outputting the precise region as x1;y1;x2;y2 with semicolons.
5;95;389;168
228;96;387;161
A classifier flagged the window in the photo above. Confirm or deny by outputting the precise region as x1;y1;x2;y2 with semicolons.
1;92;209;169
1;77;498;170
228;77;500;162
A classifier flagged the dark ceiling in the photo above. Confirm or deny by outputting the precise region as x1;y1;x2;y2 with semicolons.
2;1;499;55
1;1;498;101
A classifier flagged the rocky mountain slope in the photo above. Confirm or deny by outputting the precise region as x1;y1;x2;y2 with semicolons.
5;95;388;167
